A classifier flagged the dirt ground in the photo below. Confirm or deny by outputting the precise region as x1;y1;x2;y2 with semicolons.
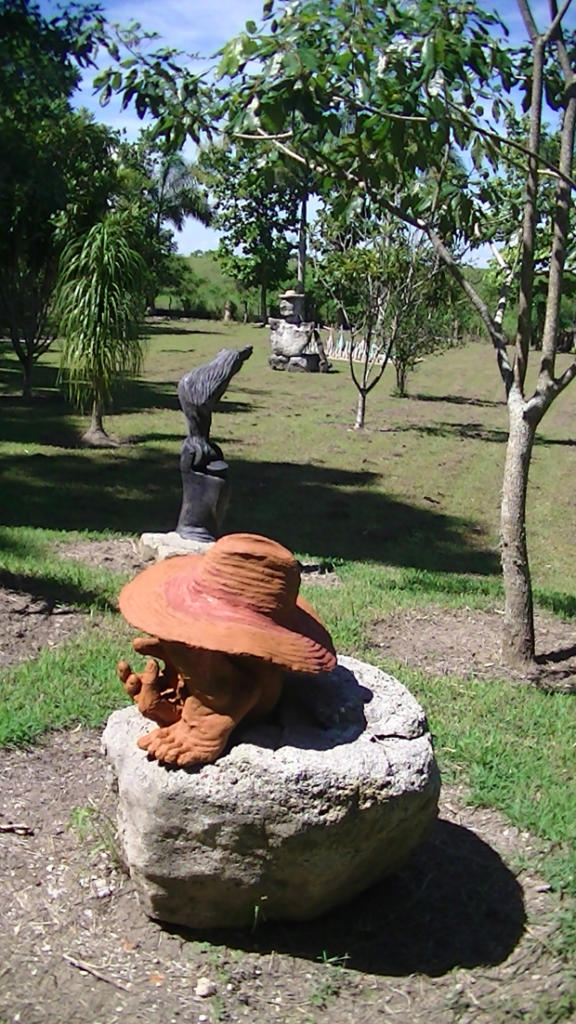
0;538;574;1024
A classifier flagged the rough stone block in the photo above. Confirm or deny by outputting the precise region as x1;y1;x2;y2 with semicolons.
102;655;440;929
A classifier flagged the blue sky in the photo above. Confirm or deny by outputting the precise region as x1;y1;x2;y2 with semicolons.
40;0;576;254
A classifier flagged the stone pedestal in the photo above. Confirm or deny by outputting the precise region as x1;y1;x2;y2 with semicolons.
103;656;440;929
139;532;213;561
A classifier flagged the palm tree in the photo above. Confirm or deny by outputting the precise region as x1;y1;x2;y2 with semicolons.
151;151;212;238
144;150;212;310
55;213;147;446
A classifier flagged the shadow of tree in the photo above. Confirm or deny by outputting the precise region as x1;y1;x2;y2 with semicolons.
0;448;499;574
411;392;504;409
382;422;509;444
384;415;576;448
146;324;229;337
0;394;80;447
227;460;499;573
0;568;116;613
145;323;198;336
169;818;525;977
0;380;253;441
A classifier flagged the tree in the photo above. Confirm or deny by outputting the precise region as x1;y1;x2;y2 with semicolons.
199;141;300;320
389;238;470;397
0;0;115;397
92;0;576;672
211;0;576;673
54;213;147;445
312;209;468;425
117;132;212;308
156;253;202;314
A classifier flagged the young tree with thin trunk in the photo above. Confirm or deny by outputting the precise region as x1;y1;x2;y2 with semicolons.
54;214;147;446
213;0;576;673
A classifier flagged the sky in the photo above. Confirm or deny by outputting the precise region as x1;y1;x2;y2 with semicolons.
40;0;576;254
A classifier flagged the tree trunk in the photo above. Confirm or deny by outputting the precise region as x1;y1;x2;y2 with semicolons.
17;341;34;401
260;282;267;323
500;391;537;668
395;361;407;397
354;389;367;429
297;195;307;293
81;400;119;447
21;359;33;401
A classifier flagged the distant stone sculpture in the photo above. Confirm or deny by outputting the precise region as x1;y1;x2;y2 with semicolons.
175;346;252;541
269;290;330;372
117;533;337;767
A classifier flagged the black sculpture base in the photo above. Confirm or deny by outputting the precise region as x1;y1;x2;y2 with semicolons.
176;463;229;543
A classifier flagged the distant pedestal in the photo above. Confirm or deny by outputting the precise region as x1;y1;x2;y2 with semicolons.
139;532;213;561
269;353;321;372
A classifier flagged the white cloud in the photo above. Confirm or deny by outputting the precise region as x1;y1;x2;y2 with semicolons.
100;0;262;56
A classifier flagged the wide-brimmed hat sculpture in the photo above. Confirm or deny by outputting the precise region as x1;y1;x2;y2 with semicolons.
117;533;337;767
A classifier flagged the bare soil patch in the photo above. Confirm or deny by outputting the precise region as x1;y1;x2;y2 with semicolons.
0;539;152;667
0;538;574;1022
52;537;154;577
0;586;97;667
1;731;570;1024
371;605;576;691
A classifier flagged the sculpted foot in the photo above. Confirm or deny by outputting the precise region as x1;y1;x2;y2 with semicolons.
137;714;235;766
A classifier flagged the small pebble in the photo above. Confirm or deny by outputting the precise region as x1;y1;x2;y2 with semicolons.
195;977;217;998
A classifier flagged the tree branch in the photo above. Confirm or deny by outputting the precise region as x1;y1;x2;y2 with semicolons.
425;226;514;391
543;0;573;45
513;33;545;392
517;0;540;42
538;83;576;379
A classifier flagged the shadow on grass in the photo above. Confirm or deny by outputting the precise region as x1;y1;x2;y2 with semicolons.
228;460;499;574
146;323;228;337
390;408;576;448
0;568;116;613
168;818;525;977
0;380;255;443
0;443;499;574
145;323;199;337
0;393;80;447
412;392;504;409
382;421;509;444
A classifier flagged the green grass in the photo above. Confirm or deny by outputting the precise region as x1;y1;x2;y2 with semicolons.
0;628;132;746
1;320;576;973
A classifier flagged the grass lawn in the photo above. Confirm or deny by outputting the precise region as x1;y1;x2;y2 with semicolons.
1;320;575;974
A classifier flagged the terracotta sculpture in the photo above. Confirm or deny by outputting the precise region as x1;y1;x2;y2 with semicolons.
117;533;337;767
176;346;253;541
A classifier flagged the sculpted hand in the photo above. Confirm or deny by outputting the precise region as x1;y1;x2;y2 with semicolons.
117;636;183;726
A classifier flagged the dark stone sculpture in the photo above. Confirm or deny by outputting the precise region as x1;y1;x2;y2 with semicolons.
175;346;252;541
